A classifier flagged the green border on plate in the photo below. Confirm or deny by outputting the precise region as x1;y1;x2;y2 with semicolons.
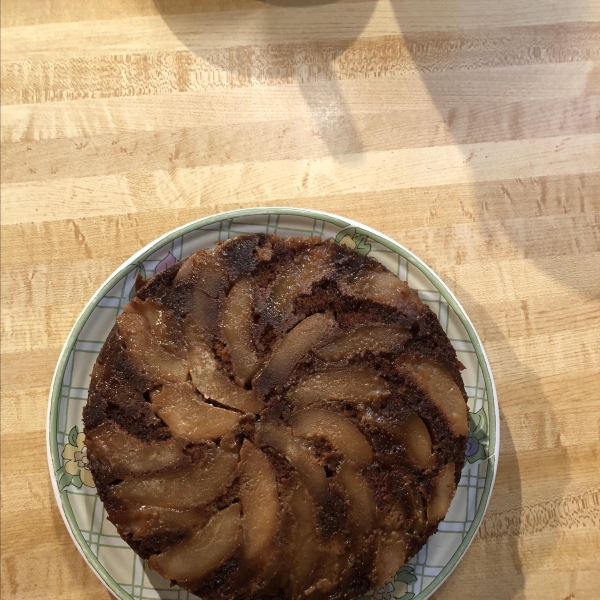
47;207;499;600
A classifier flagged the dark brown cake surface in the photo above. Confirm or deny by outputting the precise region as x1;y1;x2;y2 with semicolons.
84;234;469;600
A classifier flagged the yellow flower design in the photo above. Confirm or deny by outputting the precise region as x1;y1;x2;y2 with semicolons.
61;430;95;488
335;228;371;255
338;235;357;249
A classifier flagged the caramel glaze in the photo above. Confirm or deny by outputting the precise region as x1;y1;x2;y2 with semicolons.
84;234;468;600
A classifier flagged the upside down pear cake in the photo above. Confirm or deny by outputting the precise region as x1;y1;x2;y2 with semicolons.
83;234;469;600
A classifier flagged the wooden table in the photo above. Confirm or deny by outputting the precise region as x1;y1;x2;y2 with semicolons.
1;1;599;598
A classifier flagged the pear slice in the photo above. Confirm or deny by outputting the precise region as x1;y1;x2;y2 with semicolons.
151;382;241;442
290;408;373;467
256;422;329;506
336;462;376;535
175;248;229;337
341;269;422;311
174;247;228;297
406;360;469;436
112;447;238;509
409;485;426;536
85;422;187;477
269;245;333;314
287;369;388;408
109;505;212;540
307;544;349;598
306;458;373;588
287;484;319;598
148;503;241;584
190;289;222;339
222;277;260;385
427;463;456;523
372;530;408;586
369;412;433;469
238;440;280;562
254;313;337;395
315;325;410;362
117;313;188;383
184;315;262;414
123;298;186;358
394;413;433;469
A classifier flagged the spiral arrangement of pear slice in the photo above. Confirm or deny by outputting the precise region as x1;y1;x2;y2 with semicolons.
84;234;468;600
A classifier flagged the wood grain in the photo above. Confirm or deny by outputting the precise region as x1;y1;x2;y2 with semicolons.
1;0;599;599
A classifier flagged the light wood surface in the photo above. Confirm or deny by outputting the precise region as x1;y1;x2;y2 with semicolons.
1;1;599;599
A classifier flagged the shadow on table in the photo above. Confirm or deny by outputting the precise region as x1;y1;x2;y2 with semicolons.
433;282;570;600
389;0;598;300
153;0;375;160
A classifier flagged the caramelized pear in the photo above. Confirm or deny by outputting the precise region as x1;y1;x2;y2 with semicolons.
341;269;422;311
290;408;373;467
395;413;434;469
174;247;228;297
254;313;337;395
427;463;456;523
308;544;349;597
184;315;262;414
406;360;469;436
151;383;241;442
315;325;410;362
148;503;241;584
190;289;221;338
287;369;388;408
123;298;186;358
239;440;280;562
269;245;333;314
336;462;376;535
287;485;319;598
117;312;188;383
112;447;238;509
222;278;260;385
175;248;229;337
256;422;329;506
409;486;426;536
85;422;187;477
372;530;407;586
109;505;212;540
368;411;433;469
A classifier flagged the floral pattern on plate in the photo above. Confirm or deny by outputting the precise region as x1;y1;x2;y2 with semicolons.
58;427;95;491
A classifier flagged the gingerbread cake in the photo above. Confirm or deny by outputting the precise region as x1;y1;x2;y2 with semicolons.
83;234;469;600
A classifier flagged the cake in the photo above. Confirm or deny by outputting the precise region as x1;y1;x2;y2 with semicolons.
83;234;469;600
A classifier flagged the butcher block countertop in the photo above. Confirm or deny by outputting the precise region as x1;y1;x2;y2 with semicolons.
1;1;599;599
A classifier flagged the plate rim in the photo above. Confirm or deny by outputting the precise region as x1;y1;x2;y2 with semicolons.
47;206;499;600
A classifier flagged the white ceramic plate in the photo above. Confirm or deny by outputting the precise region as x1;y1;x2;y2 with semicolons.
48;208;498;600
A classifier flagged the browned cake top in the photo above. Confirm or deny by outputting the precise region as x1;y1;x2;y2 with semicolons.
83;234;469;600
